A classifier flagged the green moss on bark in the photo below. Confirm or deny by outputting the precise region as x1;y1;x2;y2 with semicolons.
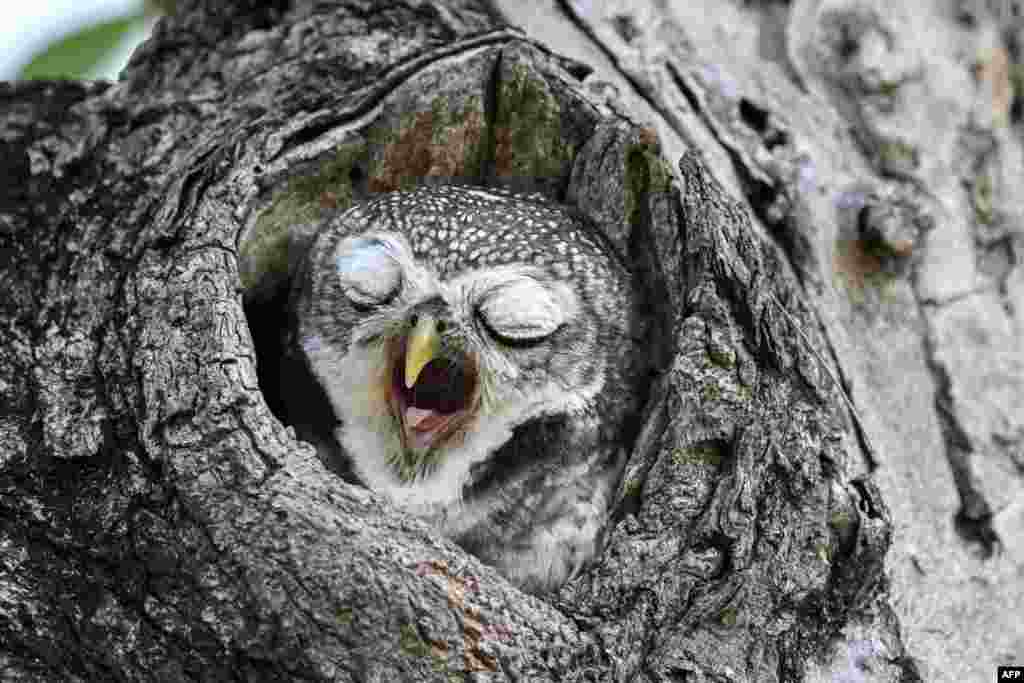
240;143;364;291
493;64;573;179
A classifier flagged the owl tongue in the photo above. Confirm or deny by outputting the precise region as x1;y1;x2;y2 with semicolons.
403;406;451;451
395;353;474;449
405;406;447;433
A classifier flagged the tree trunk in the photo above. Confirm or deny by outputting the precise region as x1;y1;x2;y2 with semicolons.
0;1;1019;681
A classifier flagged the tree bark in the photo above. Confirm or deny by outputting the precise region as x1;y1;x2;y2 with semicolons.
0;1;1019;681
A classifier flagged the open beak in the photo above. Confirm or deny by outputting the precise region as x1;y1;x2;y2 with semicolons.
404;314;441;389
390;314;477;457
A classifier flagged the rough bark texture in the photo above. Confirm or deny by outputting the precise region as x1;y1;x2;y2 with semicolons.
0;1;1019;682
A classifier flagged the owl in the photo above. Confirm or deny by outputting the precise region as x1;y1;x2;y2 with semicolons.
290;185;642;594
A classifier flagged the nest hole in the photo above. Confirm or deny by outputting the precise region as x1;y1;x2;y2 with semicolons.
244;280;356;482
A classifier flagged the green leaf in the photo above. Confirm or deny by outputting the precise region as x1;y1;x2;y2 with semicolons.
20;13;146;81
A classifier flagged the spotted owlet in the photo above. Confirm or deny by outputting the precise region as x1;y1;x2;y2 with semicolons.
290;185;642;594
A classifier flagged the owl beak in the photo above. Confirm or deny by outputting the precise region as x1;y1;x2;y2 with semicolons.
404;314;441;389
391;313;476;457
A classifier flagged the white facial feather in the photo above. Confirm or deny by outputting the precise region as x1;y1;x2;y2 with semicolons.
305;257;603;517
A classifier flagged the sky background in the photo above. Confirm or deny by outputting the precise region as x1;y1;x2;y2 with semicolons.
0;0;150;80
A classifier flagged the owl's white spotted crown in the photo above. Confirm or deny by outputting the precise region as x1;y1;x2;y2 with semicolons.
351;186;609;279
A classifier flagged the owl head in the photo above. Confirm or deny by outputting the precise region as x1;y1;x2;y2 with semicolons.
290;186;641;589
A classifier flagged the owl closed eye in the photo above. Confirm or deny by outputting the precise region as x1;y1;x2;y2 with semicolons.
475;276;566;344
334;235;404;308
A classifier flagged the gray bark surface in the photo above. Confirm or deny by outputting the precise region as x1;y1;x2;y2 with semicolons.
0;1;1018;681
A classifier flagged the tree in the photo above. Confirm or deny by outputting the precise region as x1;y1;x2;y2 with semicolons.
1;1;1020;680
